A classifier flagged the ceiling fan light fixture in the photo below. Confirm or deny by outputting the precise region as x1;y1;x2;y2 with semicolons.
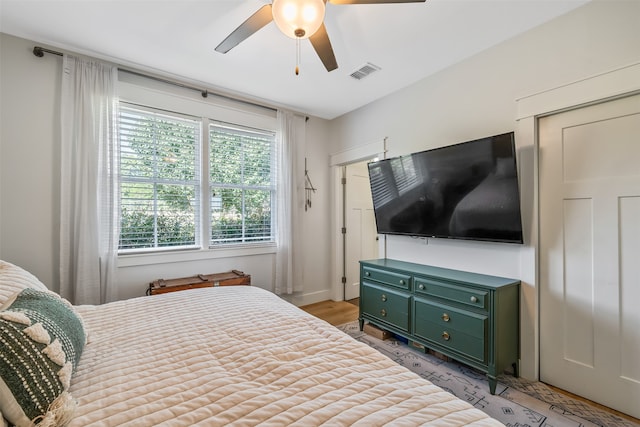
272;0;326;39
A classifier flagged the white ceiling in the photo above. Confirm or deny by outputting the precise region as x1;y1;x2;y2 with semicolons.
1;0;590;119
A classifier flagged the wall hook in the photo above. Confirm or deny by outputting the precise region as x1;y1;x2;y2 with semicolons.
304;158;317;211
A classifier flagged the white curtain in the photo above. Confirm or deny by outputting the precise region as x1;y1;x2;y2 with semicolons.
275;110;305;295
60;55;119;305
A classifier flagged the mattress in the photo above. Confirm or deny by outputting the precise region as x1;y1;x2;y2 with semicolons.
68;286;502;426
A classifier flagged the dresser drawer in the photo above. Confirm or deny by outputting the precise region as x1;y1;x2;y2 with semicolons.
362;266;411;290
362;282;411;332
414;277;487;310
413;299;486;339
415;321;486;362
414;298;487;362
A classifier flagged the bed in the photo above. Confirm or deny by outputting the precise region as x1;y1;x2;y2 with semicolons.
0;260;503;426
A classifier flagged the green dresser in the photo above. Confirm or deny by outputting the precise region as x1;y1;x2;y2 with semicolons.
359;258;519;394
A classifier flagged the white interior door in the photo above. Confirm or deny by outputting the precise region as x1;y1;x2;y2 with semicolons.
539;94;640;418
344;161;378;301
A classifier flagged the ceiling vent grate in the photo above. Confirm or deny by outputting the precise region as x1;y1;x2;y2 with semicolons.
349;62;381;80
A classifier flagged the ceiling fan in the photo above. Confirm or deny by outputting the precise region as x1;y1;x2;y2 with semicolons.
215;0;426;74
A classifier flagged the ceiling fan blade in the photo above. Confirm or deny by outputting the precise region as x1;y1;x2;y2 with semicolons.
215;4;273;54
329;0;425;4
309;23;338;72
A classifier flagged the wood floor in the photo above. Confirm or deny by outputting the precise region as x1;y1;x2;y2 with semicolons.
300;299;640;424
299;299;359;326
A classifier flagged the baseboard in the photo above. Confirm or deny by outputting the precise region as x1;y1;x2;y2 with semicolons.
283;289;332;307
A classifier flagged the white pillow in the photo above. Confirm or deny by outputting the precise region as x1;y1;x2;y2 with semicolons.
0;260;49;307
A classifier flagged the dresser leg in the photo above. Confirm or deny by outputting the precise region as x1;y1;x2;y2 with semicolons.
359;318;364;331
488;375;497;395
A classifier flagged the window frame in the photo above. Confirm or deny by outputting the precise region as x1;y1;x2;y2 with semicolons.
116;78;278;265
118;103;203;253
208;121;276;248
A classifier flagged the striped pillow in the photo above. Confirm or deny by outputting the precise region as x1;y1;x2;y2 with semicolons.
0;289;85;427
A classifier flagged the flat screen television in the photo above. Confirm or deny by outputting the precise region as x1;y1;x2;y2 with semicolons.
367;132;523;244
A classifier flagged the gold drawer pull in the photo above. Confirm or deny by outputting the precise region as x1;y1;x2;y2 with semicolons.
380;309;387;317
442;331;450;341
441;313;450;322
418;284;425;290
470;296;478;303
381;294;387;302
399;279;405;285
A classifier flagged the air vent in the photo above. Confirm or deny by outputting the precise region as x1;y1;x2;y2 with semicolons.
349;62;381;80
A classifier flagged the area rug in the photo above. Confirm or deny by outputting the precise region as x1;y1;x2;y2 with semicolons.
338;321;639;427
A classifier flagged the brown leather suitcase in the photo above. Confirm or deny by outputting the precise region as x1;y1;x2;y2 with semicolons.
148;270;251;295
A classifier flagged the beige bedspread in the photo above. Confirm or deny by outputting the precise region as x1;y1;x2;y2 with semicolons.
70;286;502;426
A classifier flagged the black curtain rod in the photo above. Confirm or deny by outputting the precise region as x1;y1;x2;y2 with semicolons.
32;46;277;112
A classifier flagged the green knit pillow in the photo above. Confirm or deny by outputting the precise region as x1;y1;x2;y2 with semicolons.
0;289;85;426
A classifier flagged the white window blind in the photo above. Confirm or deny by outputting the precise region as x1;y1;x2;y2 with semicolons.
118;104;201;251
368;163;395;208
391;155;422;195
209;122;275;246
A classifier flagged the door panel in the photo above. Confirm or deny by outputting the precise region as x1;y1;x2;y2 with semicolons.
539;94;640;418
562;198;594;366
620;196;640;382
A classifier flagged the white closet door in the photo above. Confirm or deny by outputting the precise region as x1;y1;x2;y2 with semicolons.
539;93;640;418
345;161;378;301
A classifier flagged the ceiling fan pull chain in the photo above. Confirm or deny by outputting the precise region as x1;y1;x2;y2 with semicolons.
295;38;300;76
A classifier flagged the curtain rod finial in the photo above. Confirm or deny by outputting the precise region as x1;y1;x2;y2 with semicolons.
33;46;44;57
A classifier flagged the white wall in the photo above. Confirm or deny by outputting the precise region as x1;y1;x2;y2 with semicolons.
328;0;640;381
296;116;333;305
0;34;61;288
0;33;333;305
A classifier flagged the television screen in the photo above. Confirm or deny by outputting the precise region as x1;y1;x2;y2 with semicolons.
367;132;523;244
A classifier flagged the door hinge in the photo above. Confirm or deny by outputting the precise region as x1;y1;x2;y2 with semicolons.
341;177;346;185
341;227;347;234
341;276;347;284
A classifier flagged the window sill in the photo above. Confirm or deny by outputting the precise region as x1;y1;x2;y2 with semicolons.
117;243;277;267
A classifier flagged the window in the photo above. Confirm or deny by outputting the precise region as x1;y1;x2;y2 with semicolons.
119;105;201;251
209;123;276;245
117;102;276;253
